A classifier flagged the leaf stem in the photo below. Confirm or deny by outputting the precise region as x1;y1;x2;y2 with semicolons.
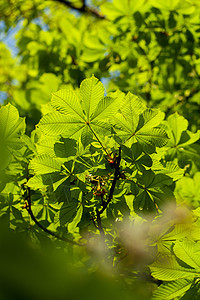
88;123;112;159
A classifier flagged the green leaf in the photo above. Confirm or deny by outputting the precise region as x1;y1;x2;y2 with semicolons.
135;127;168;149
0;104;25;139
150;255;198;281
137;109;165;133
153;161;184;181
121;143;152;171
90;96;120;121
165;113;200;152
36;135;57;157
173;241;200;270
133;190;157;214
167;113;188;145
0;104;26;171
180;282;200;299
38;113;85;137
80;75;104;120
68;203;83;233
29;154;62;175
101;0;146;20
59;199;79;226
81;125;93;147
0;104;25;151
112;92;146;135
179;131;200;147
134;170;175;213
38;76;121;148
178;145;200;168
51;89;85;120
152;279;193;300
175;172;200;207
54;138;77;158
161;224;197;242
112;96;168;149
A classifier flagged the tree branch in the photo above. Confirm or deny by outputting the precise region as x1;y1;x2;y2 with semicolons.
99;147;121;214
94;147;121;236
96;209;105;238
51;0;105;19
24;186;83;246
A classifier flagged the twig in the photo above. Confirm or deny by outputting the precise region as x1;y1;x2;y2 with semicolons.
93;148;121;237
99;147;121;214
51;0;105;19
91;216;98;229
24;187;83;246
96;209;105;238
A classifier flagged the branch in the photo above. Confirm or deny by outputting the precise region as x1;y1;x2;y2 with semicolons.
100;147;121;214
94;147;121;237
51;0;105;19
24;187;83;246
96;209;105;238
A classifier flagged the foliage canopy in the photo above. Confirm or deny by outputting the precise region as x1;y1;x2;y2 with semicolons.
0;0;200;299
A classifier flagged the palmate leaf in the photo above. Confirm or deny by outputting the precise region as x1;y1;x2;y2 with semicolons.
68;203;83;233
173;241;200;270
59;199;79;226
30;198;57;224
27;173;69;192
121;143;152;172
167;113;188;145
0;104;25;141
112;95;168;150
153;161;184;181
152;279;193;300
135;127;168;150
158;224;200;253
29;154;62;175
80;75;105;120
54;138;77;159
150;255;198;281
36;135;57;157
0;104;25;155
175;172;200;207
133;170;175;214
137;109;165;132
0;180;21;204
51;89;85;119
0;104;26;170
133;190;157;214
133;186;174;215
38;76;121;147
0;178;24;227
166;113;200;148
112;92;146;134
38;113;85;137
